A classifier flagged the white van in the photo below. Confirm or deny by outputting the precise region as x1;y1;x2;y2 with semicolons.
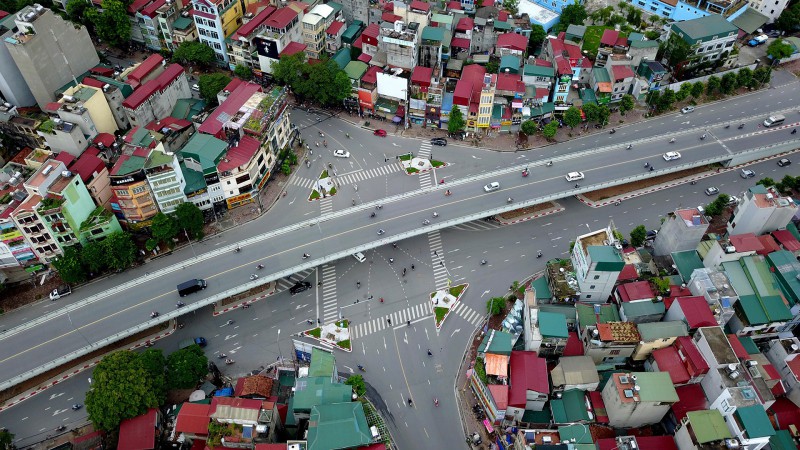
353;252;366;262
763;114;785;127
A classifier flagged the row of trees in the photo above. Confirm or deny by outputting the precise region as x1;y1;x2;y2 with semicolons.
272;53;353;107
52;232;137;283
147;203;205;251
86;347;208;431
515;97;635;142
757;175;800;196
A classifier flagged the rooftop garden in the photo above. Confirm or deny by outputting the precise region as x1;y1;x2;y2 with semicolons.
37;119;55;134
37;196;64;213
79;206;114;232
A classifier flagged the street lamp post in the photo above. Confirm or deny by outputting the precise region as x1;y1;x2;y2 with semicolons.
276;329;283;364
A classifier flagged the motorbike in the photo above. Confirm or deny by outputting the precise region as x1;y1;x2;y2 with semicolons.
358;365;366;372
225;359;235;365
792;129;797;135
626;144;632;150
72;404;82;411
323;140;327;147
480;259;487;265
423;219;430;225
57;425;67;432
370;212;376;218
257;264;264;270
644;162;650;168
433;212;439;218
649;166;654;172
507;197;513;204
669;138;675;143
218;353;227;359
522;170;529;177
725;125;730;129
444;190;451;196
235;246;241;253
377;229;385;235
434;398;439;407
738;124;745;129
150;311;159;318
176;302;185;308
537;251;542;259
610;129;616;134
250;274;258;281
302;253;310;259
546;161;553;167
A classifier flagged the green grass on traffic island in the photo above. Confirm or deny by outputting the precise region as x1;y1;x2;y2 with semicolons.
431;160;445;168
434;307;448;326
307;327;321;338
399;154;412;161
310;190;321;200
431;282;469;329
406;167;419;174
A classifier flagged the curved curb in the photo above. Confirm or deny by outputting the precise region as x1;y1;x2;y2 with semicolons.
212;286;276;316
495;207;565;225
403;162;448;176
433;283;470;331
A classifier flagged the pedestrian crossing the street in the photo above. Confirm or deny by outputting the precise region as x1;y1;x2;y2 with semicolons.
290;164;401;189
449;301;484;327
274;269;315;293
319;197;333;215
350;303;431;339
451;218;504;232
428;231;449;290
320;265;339;323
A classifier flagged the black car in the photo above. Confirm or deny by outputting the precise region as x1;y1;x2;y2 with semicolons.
290;281;312;295
431;138;447;146
778;158;791;167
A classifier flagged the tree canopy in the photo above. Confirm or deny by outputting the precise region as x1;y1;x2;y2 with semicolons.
272;55;353;106
520;120;538;136
173;41;216;67
556;4;587;32
234;64;254;80
542;121;558;140
175;202;205;240
150;212;179;247
563;106;581;129
198;73;232;105
448;107;465;135
659;34;692;69
52;245;86;283
166;345;209;389
630;225;647;248
527;24;546;54
776;3;800;32
767;39;795;61
86;351;162;431
86;0;131;47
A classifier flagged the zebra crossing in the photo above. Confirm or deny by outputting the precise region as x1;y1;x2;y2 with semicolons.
319;197;333;215
428;231;449;289
451;218;504;232
274;269;315;292
449;301;484;327
290;164;401;189
418;141;432;159
350;303;431;339
320;265;339;323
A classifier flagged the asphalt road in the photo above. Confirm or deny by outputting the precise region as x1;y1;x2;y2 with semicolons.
2;77;800;384
2;152;795;448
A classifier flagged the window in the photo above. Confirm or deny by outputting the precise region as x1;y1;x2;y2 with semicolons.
590;285;596;289
609;350;620;355
594;275;600;280
586;294;592;299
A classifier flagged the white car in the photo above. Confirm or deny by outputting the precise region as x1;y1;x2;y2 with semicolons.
333;149;350;158
565;172;585;182
191;84;200;92
483;182;500;192
663;151;682;161
681;106;695;114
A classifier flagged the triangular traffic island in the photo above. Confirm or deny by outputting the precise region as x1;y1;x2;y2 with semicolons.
430;283;469;329
308;169;337;201
400;154;447;175
303;319;351;352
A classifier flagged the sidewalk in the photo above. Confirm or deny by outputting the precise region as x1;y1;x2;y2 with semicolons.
494;202;564;225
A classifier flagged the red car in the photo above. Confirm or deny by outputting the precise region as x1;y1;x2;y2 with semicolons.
373;129;387;137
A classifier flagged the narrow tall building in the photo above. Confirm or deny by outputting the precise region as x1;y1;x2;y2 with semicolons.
3;5;99;108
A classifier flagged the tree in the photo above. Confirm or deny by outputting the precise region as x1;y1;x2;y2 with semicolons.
719;72;739;95
557;4;587;32
704;194;730;216
81;240;108;274
233;64;253;80
563;106;582;129
502;0;519;15
520;120;538;136
448;107;465;135
52;245;86;283
272;53;305;92
345;374;366;397
767;39;795;61
86;351;161;431
630;225;647;248
85;0;131;47
582;103;600;123
542;121;558;140
103;231;137;271
598;105;611;125
756;177;776;188
656;89;675;112
626;8;642;26
485;60;499;74
172;41;216;67
706;76;720;96
66;0;90;24
487;297;505;315
752;66;772;87
166;345;208;389
658;34;692;69
527;24;546;54
175;202;204;240
676;83;692;102
0;429;13;450
776;2;800;32
139;349;167;401
198;73;231;105
690;81;705;98
150;212;178;246
736;67;753;89
619;94;635;115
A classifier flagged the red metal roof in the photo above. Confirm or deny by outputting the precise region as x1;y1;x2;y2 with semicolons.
363;23;380;39
44;102;61;112
487;384;509;410
127;0;151;13
677;296;716;329
82;76;106;89
117;408;157;450
563;331;584;356
127;54;164;85
729;233;764;253
617;264;639;281
141;0;167;17
123;63;184;110
456;17;474;31
280;41;307;57
508;351;549;408
634;436;678;450
353;35;363;48
764;363;780;380
54;151;75;166
616;281;655;302
651;346;690;384
453;64;485;106
447;0;462;9
358;53;372;63
665;285;693;309
0;11;8;19
94;133;116;148
611;65;634;80
70;152;105;183
327;20;345;35
175;403;210;435
671;384;708;422
451;37;471;48
381;12;402;22
600;29;619;46
409;0;430;11
674;336;710;375
145;116;192;133
757;235;780;254
770;397;800;430
233;6;276;40
588;391;608;423
210;396;264;413
772;230;800;251
597;438;617;450
361;65;381;84
265;6;297;29
554;56;572;75
198;81;262;137
497;33;527;51
217;136;261;171
496;72;524;93
90;66;115;76
411;66;433;86
726;334;749;359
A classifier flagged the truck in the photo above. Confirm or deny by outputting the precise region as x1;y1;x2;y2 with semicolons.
748;34;768;46
49;285;72;301
177;278;206;297
179;337;207;349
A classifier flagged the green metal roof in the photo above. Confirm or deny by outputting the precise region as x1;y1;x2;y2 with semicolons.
628;31;644;42
179;133;227;175
523;64;554;78
629;40;659;49
421;25;445;42
737;294;769;325
171;97;206;120
431;13;453;24
722;261;756;296
528;102;555;117
344;61;368;80
587;246;624;271
593;67;611;83
521;404;552;423
632;371;679;403
332;48;351;70
539;311;569;338
730;6;769;35
735;405;776;439
307;402;372;450
767;250;800;306
558;424;593;444
740;256;783;298
749;184;769;195
762;295;793;321
172;16;193;30
686;410;732;443
579;88;597;104
309;347;335;378
621;300;665;319
637;321;687;341
327;1;343;14
342;23;362;43
671;250;704;282
180;162;207;195
738;336;760;355
770;430;798;450
576;303;619;327
671;15;738;43
493;20;512;31
499;55;520;73
478;329;514;355
565;24;586;39
145;147;173;168
788;222;800;240
116;156;147;176
550;389;589;423
531;276;552;299
292;377;352;411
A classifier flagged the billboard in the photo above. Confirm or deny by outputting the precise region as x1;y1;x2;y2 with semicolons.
376;72;408;100
254;37;279;59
